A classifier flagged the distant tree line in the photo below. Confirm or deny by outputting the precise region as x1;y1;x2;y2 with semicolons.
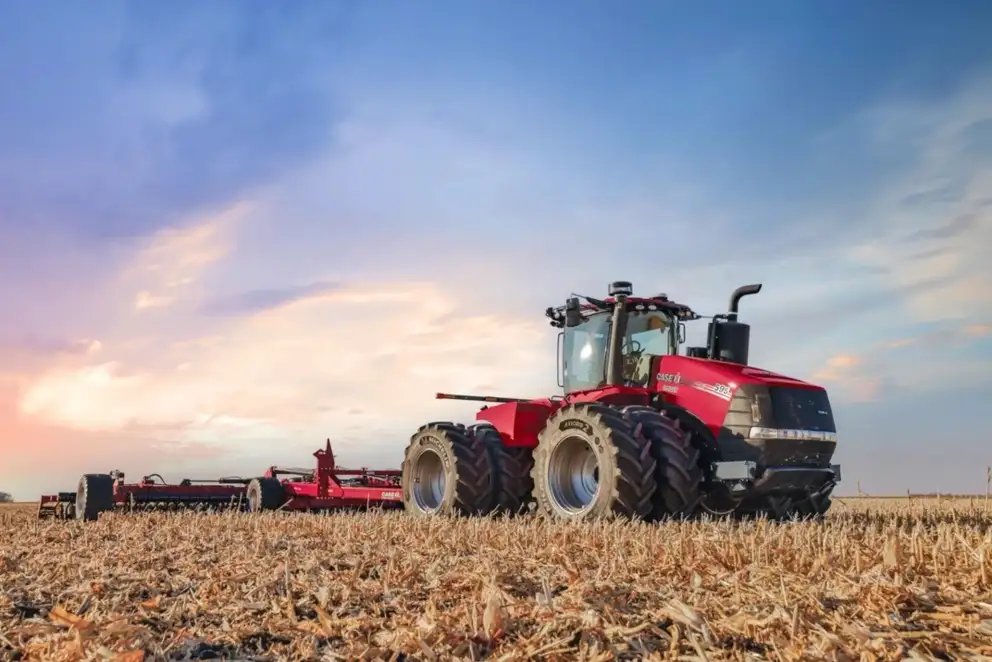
0;492;12;503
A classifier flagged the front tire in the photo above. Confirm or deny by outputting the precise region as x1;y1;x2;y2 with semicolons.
793;483;834;521
401;422;494;517
531;403;656;521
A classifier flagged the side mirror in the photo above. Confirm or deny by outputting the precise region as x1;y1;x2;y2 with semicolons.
564;297;584;327
556;331;565;388
678;322;686;344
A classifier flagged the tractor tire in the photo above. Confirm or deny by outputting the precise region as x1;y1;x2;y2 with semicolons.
469;423;534;516
246;477;285;512
530;402;656;521
401;422;494;517
793;484;834;521
621;405;704;520
75;474;114;522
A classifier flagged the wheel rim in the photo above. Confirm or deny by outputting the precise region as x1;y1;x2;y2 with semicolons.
547;437;600;513
413;449;446;511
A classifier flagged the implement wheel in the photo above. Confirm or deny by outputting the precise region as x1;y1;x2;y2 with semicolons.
531;403;656;521
76;474;114;522
401;422;493;517
247;477;285;512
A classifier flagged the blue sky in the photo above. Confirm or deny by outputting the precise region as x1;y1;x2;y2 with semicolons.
1;0;991;499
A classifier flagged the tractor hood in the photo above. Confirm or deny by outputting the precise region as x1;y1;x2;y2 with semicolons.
652;354;836;455
673;357;823;391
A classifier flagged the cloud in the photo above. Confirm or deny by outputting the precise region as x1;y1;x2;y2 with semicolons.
123;202;248;311
812;322;992;404
0;375;229;500
18;278;552;448
906;211;979;241
843;73;992;324
199;281;344;316
0;336;101;359
964;324;991;337
813;354;882;403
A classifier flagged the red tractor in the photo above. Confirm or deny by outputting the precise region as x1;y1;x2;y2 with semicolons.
400;281;840;521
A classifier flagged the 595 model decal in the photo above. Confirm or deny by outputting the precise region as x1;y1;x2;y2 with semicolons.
693;382;733;401
656;372;734;401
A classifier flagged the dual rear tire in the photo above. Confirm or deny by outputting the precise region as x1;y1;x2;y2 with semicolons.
400;403;703;522
530;403;703;521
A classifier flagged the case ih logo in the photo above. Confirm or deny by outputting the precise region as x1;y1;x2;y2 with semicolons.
657;373;734;401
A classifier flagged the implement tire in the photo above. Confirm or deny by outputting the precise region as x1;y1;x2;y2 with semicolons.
247;477;285;512
470;423;534;516
401;422;494;517
531;402;656;521
622;405;704;520
75;474;114;522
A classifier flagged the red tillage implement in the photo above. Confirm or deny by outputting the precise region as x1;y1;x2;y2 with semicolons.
246;440;403;513
39;471;249;521
40;439;403;521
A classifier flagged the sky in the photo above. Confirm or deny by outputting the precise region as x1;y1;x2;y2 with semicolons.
1;0;991;500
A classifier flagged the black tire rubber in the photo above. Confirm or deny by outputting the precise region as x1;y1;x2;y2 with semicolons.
75;474;114;522
530;402;656;521
621;405;704;520
401;422;494;517
246;477;285;512
469;423;535;516
793;484;834;521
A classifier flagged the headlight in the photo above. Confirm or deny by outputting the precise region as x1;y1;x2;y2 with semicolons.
748;427;837;443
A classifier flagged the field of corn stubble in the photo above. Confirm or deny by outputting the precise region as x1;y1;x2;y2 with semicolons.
2;499;992;662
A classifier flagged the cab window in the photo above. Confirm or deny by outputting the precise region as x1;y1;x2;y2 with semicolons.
622;311;674;386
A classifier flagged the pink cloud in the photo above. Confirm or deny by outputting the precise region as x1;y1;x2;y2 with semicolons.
0;385;227;500
18;281;551;436
963;324;991;337
813;352;881;402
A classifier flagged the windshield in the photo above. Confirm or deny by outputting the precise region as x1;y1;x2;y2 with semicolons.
562;309;675;393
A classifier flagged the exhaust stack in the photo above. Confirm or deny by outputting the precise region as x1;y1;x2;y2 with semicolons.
706;283;763;366
728;283;762;321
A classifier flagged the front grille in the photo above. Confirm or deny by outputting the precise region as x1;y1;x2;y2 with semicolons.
756;438;836;467
768;386;835;432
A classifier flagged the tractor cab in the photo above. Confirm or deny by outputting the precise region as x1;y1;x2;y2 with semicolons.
548;281;763;395
560;304;676;393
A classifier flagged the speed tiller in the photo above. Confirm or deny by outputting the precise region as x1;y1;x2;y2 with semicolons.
42;439;403;521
